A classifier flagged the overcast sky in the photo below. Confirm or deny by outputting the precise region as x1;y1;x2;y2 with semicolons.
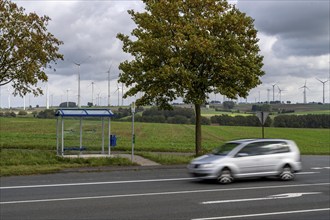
1;0;329;108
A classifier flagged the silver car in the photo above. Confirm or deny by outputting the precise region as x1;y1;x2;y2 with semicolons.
188;139;302;184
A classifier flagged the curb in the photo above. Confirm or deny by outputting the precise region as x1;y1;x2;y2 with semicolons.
59;164;187;173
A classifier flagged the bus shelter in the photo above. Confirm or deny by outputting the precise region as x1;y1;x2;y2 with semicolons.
55;109;115;156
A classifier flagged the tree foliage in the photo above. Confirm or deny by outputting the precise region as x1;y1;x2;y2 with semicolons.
0;0;63;96
117;0;264;155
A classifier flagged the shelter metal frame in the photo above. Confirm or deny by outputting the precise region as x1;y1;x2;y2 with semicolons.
55;109;115;156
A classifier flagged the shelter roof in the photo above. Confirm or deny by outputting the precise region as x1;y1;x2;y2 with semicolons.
55;109;115;117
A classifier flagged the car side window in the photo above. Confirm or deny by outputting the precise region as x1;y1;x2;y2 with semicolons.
236;141;291;157
236;143;264;157
258;141;291;155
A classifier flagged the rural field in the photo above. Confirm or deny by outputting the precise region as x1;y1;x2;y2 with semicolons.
0;114;329;176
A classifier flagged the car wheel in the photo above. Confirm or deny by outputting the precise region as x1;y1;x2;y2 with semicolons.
279;165;295;181
217;168;233;184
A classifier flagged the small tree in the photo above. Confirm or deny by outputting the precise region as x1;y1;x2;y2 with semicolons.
117;0;264;155
223;101;235;110
0;0;63;96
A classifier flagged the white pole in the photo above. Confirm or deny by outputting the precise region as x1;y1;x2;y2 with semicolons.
77;64;81;108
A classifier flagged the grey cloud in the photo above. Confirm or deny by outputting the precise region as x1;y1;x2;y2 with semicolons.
237;0;330;57
34;1;144;81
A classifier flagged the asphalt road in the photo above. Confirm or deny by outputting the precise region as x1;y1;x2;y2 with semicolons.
1;155;329;220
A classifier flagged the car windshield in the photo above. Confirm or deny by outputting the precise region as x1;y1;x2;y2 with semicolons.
212;143;240;156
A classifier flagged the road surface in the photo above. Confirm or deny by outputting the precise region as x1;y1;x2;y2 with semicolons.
1;155;329;220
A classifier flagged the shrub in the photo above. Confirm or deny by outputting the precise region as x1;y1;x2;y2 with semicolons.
210;114;271;127
273;114;329;128
3;111;16;117
37;109;56;119
223;101;235;110
18;110;28;116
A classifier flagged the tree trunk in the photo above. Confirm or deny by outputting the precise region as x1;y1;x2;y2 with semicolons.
195;103;202;156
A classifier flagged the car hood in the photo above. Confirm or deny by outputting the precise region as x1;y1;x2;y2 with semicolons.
192;154;226;164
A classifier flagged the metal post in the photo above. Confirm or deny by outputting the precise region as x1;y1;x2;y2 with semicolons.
131;102;135;162
261;112;265;139
61;118;64;156
56;117;59;156
108;117;111;156
101;117;105;154
79;118;82;153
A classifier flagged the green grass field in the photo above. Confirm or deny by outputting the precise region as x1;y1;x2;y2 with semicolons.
0;117;329;176
2;117;329;153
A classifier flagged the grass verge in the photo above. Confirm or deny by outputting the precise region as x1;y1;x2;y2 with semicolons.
0;149;136;176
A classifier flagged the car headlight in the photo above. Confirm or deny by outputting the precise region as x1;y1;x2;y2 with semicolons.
200;163;215;168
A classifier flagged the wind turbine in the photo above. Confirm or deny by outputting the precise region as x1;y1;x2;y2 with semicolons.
87;82;95;106
23;95;26;110
7;86;11;109
277;86;285;103
45;83;49;109
66;89;70;108
299;81;309;104
272;83;277;102
96;92;102;106
114;84;120;106
316;78;329;104
73;56;91;108
107;64;112;107
121;83;127;106
267;88;271;103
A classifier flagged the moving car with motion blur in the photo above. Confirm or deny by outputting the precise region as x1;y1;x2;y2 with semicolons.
188;139;301;184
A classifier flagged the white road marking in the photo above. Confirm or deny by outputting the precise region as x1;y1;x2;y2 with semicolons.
296;172;319;175
0;178;195;190
0;170;321;190
201;192;321;204
311;167;330;170
192;208;330;220
1;183;329;205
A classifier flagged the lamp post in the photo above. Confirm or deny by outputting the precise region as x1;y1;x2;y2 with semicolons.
131;102;135;162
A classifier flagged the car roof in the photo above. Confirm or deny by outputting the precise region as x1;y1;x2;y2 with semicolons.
228;138;290;144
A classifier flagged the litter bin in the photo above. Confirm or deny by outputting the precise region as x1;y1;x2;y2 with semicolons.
110;135;117;147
